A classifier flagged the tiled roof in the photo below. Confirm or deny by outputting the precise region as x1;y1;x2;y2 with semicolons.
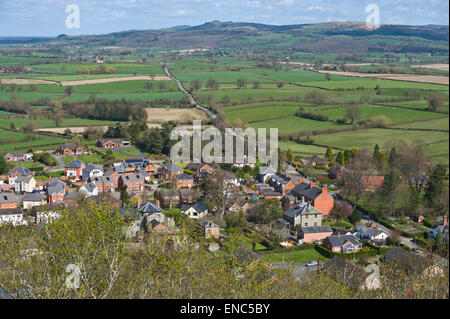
65;158;83;169
7;166;32;176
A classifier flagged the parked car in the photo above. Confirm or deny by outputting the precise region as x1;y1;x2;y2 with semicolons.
306;261;318;267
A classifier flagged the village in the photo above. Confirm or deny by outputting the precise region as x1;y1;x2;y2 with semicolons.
1;133;448;293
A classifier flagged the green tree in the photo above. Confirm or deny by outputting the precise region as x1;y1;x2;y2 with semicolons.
0;154;8;174
343;150;352;163
190;79;202;91
287;149;294;163
325;147;333;162
348;209;361;225
336;151;345;165
120;185;130;207
236;77;247;89
206;78;219;90
373;144;381;162
345;106;362;124
424;163;448;208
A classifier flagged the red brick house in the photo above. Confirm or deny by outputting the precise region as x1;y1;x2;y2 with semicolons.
155;189;180;208
104;170;121;189
46;179;67;204
268;173;297;197
2;151;26;162
157;162;183;180
176;173;195;189
184;162;214;176
91;175;115;193
7;166;33;184
297;225;333;243
118;173;145;191
0;193;18;209
96;138;127;149
64;158;85;181
290;181;334;216
55;142;85;156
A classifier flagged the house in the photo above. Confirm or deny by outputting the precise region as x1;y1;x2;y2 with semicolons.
2;151;26;162
321;257;368;290
22;192;45;210
156;189;180;208
176;173;195;189
139;201;163;215
231;247;277;282
281;194;297;210
64;158;85;181
384;247;444;278
332;229;352;236
96;138;125;149
91;175;115;193
301;155;329;168
179;188;199;204
31;205;62;225
260;190;282;200
428;215;448;242
322;235;362;253
329;164;344;180
200;221;220;239
118;173;145;192
290;181;334;216
221;172;239;187
82;163;103;181
354;226;389;243
0;193;18;209
283;202;323;228
184;162;214;176
79;182;99;197
7;166;33;184
12;176;36;193
0;183;13;193
121;158;156;173
46;179;66;204
0;208;24;226
298;225;333;243
181;201;208;219
104;169;121;189
258;166;276;183
142;212;175;232
55;142;85;156
362;176;385;190
157;162;183;180
268;173;297;197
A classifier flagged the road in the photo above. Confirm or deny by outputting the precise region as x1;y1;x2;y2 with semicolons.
162;64;217;120
360;213;419;250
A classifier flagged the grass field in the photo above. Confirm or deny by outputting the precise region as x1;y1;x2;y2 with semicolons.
224;104;300;123
302;79;448;91
0;118;118;129
278;140;327;156
249;116;349;134
64;91;184;102
313;128;449;151
262;248;329;263
391;117;449;130
313;104;445;124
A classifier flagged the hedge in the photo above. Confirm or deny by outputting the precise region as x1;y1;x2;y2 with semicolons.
314;243;378;260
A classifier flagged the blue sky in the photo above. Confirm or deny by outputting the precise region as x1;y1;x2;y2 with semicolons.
0;0;448;36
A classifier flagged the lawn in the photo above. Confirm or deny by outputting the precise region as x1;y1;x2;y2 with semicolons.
64;91;184;102
262;248;329;263
63;154;104;164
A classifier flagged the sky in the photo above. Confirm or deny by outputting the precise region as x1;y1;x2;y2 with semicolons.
0;0;448;37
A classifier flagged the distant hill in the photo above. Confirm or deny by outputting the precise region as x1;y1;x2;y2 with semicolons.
1;21;448;54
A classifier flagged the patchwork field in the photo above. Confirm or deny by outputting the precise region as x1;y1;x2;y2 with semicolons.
146;107;209;123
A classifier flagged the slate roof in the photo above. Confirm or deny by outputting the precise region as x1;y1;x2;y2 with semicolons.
120;173;144;183
326;235;362;248
162;162;183;173
56;142;79;152
14;176;33;183
82;163;103;181
65;158;83;169
177;173;194;180
139;202;163;214
291;182;323;200
181;201;208;214
23;192;45;202
259;166;276;175
300;225;333;234
384;247;431;274
81;182;97;193
283;202;322;220
184;162;207;171
7;166;32;176
0;193;18;204
117;208;139;219
113;162;126;173
321;257;367;289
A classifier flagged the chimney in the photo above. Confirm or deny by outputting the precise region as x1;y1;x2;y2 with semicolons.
444;215;448;226
299;177;304;183
322;186;327;194
310;182;316;188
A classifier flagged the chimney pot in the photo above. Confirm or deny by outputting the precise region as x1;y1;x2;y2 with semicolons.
444;215;448;226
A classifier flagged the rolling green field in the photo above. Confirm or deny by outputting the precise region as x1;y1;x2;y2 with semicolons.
392;117;449;130
249;116;349;134
303;79;448;91
313;128;448;151
313;104;445;124
64;91;184;102
278;140;327;156
0;128;68;152
0;118;118;129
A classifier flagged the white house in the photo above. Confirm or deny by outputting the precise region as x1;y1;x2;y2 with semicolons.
181;201;208;219
23;192;45;210
12;176;36;193
79;182;99;197
258;166;276;183
0;208;25;226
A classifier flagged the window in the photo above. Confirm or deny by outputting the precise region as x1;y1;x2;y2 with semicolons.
314;222;317;226
305;223;308;227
